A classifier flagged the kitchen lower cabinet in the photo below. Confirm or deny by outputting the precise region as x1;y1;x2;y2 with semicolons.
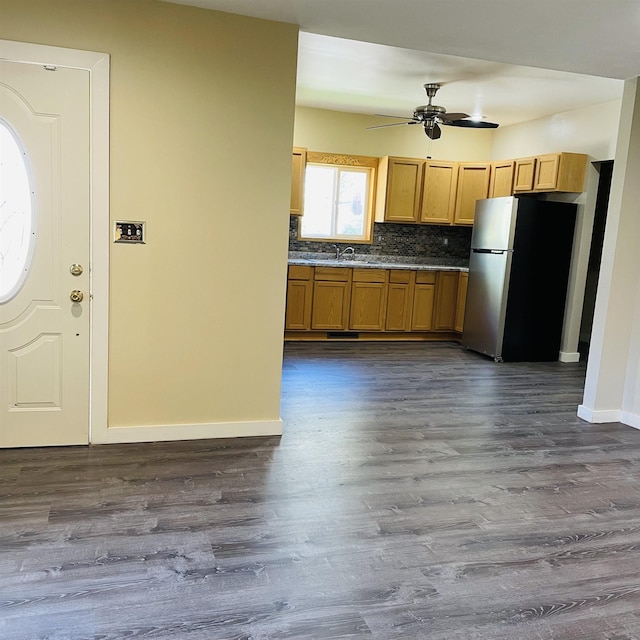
411;272;436;331
455;271;469;333
349;269;388;331
285;264;466;340
285;265;313;330
385;270;414;331
311;267;351;330
433;271;459;330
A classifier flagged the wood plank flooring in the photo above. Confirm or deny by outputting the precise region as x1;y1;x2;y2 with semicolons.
2;342;640;639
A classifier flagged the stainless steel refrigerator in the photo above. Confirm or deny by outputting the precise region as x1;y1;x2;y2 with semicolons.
462;196;576;362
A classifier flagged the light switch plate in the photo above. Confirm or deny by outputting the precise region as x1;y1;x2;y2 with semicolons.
114;221;145;244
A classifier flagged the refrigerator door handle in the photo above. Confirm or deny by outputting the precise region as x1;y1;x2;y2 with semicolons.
472;248;510;255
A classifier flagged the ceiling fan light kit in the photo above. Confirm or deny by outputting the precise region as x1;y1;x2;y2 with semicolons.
367;82;499;139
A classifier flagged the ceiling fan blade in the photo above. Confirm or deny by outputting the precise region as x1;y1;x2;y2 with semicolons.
366;121;419;130
444;119;499;129
440;112;470;122
374;113;416;119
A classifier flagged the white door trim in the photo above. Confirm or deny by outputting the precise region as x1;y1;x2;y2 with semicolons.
0;40;110;443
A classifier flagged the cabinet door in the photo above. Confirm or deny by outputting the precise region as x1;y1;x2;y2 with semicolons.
385;271;413;331
350;282;388;331
384;157;424;223
455;272;469;333
420;160;458;224
533;153;560;191
285;279;312;330
411;284;435;331
433;271;459;330
453;163;491;225
311;281;351;330
290;147;306;215
489;160;515;198
513;157;536;192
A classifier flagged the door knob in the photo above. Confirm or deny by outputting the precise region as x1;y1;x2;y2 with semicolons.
70;290;84;303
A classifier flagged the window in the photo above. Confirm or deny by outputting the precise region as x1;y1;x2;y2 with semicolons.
0;119;35;303
299;152;376;243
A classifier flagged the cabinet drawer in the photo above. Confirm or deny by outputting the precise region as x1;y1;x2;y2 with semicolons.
352;268;388;283
314;267;350;282
415;271;436;284
288;265;313;280
389;270;411;284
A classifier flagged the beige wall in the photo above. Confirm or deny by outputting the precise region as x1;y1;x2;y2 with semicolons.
0;0;298;434
294;106;493;160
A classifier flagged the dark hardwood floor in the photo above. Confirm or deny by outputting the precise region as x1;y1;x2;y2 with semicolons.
2;342;640;639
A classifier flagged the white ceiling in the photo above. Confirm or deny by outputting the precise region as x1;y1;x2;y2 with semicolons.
164;0;636;127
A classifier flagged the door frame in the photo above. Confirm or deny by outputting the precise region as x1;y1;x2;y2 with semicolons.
0;39;110;443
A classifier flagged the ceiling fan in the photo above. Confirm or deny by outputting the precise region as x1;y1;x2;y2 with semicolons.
368;83;499;140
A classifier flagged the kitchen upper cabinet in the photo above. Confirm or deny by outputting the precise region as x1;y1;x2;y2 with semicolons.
285;265;313;330
533;152;587;192
290;147;306;215
513;153;588;194
489;160;515;198
453;163;491;225
311;267;351;331
349;269;389;331
411;271;436;331
385;270;414;331
433;271;459;330
420;160;458;224
455;271;469;333
375;156;423;223
513;157;536;192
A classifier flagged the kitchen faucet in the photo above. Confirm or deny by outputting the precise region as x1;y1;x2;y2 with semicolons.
333;245;355;260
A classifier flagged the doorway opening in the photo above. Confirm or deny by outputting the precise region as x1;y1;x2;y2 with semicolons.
579;160;614;360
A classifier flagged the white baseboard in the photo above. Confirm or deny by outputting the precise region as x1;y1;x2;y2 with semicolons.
621;411;640;430
94;418;283;444
577;405;621;423
559;351;581;363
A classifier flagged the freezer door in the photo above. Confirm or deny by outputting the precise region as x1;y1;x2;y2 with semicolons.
462;250;512;359
470;196;518;250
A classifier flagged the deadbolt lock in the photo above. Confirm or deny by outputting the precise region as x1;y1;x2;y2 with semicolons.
70;290;84;303
70;264;84;276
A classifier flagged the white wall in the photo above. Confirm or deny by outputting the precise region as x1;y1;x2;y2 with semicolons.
579;78;640;429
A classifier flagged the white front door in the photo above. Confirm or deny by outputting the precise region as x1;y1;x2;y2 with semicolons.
0;60;90;447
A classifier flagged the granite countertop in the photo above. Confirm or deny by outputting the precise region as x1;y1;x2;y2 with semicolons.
288;252;468;272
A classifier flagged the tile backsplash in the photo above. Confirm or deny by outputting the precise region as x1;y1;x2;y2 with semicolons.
288;217;472;266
